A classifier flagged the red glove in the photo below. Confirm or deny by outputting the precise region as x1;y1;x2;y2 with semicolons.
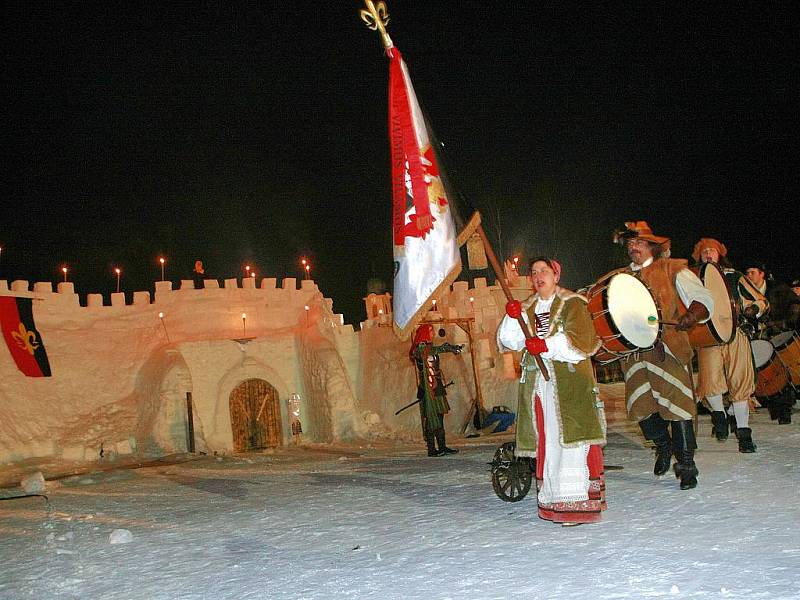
525;337;548;355
506;300;522;319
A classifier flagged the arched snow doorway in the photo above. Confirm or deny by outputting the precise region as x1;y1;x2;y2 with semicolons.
229;378;282;451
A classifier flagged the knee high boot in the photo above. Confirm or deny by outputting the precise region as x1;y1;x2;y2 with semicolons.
778;389;793;424
710;411;728;441
736;427;757;453
639;413;672;476
434;428;458;454
671;420;699;490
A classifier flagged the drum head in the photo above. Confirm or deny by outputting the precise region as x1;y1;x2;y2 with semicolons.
700;263;734;342
770;330;795;349
607;273;659;349
751;339;774;369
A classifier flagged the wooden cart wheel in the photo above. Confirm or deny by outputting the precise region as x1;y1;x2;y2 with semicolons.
490;441;533;502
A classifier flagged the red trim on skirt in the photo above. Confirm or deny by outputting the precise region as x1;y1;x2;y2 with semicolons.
534;395;606;524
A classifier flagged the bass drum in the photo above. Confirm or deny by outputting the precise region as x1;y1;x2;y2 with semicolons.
770;330;800;385
684;262;737;348
751;339;790;400
586;272;661;363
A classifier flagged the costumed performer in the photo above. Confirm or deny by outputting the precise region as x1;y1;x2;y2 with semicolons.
498;257;607;525
692;238;763;452
612;221;713;490
410;324;462;457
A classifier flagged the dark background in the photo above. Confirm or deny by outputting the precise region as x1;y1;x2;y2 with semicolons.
2;2;797;324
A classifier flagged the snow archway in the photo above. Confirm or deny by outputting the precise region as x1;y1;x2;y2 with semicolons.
215;358;291;450
228;378;282;451
150;350;200;454
133;347;206;456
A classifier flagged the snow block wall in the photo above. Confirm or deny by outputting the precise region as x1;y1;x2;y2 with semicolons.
0;276;529;465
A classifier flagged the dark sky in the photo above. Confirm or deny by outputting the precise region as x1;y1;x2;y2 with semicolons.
2;3;797;324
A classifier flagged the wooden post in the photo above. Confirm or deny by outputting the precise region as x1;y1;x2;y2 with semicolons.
186;392;196;453
454;319;484;430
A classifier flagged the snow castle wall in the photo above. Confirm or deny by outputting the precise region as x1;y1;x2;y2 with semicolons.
0;275;529;465
357;278;527;440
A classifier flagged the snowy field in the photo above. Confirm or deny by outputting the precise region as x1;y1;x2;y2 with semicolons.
1;401;799;599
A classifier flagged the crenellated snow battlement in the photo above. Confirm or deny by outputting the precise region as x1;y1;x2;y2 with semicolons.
0;272;525;466
0;275;355;351
0;276;331;308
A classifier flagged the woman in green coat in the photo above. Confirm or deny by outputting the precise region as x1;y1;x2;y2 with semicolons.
498;257;607;525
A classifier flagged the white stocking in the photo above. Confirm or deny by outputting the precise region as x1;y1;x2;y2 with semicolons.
706;394;725;412
732;401;750;428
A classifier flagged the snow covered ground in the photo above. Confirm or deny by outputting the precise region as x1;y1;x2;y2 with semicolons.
1;392;799;600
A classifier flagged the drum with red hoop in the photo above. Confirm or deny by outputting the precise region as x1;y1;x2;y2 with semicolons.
682;262;737;348
770;330;800;385
586;272;662;363
751;339;790;400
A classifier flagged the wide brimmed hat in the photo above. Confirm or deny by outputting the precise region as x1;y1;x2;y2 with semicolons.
613;221;670;246
742;259;767;272
691;238;728;262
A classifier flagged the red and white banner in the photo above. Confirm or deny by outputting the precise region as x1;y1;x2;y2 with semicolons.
388;48;463;340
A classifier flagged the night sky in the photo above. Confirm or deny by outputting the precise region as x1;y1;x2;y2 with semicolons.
2;3;797;324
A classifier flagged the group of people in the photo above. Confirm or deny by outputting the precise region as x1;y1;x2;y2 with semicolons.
411;220;797;527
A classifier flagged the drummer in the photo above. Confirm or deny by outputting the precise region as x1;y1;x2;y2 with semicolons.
742;260;772;337
691;238;763;452
612;221;713;490
790;279;800;333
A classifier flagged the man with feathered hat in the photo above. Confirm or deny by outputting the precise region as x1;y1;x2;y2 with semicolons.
691;237;766;451
612;221;714;490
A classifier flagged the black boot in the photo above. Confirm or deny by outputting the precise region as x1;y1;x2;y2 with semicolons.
671;420;699;490
765;398;782;421
778;400;792;424
710;411;728;442
728;414;738;439
639;413;672;476
425;433;443;457
737;427;757;453
434;428;458;454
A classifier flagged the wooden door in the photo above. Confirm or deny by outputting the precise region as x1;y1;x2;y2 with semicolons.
229;379;282;451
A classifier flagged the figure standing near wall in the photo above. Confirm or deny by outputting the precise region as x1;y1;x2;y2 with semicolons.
409;324;462;457
192;260;208;289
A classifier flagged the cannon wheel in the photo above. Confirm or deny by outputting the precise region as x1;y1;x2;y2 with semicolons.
490;441;533;502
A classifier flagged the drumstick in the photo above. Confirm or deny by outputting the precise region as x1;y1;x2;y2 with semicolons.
647;315;680;326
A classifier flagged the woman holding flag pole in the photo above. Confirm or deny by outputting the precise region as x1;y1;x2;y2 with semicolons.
498;258;607;525
361;0;605;524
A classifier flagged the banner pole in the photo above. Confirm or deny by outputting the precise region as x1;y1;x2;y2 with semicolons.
360;1;394;51
475;223;550;381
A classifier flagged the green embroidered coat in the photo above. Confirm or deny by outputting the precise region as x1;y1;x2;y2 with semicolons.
513;288;606;455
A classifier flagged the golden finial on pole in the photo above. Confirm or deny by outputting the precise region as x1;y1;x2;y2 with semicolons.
360;1;394;50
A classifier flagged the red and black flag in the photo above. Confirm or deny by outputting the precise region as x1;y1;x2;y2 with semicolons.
0;297;52;377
